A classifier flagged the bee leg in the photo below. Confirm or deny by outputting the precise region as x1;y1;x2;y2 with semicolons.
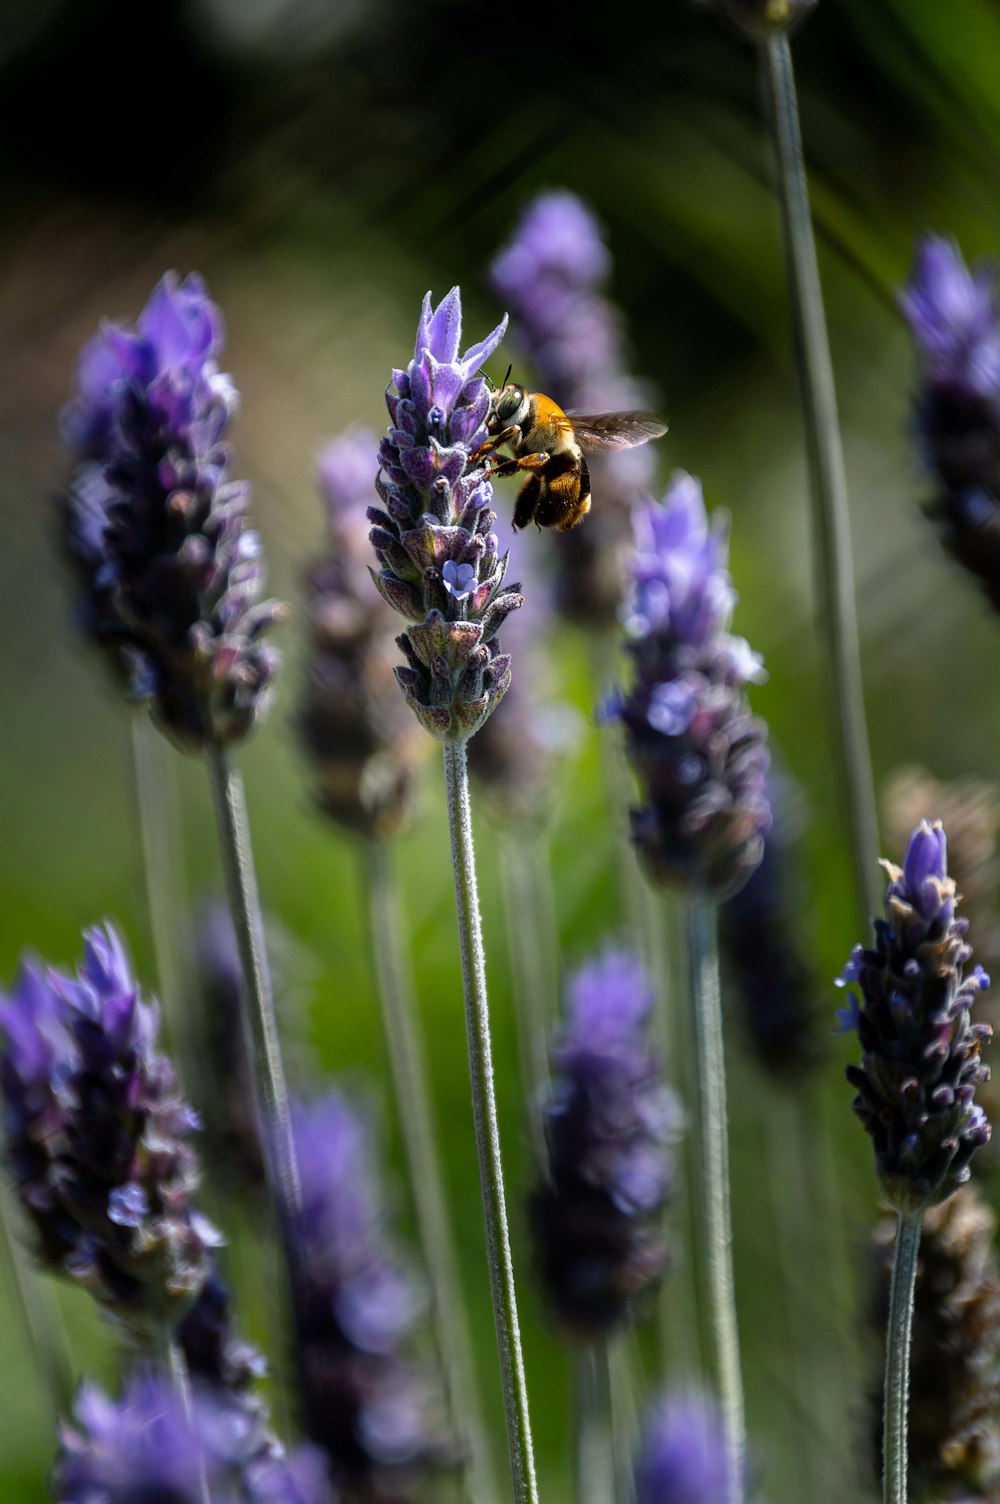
512;474;541;532
471;425;522;463
487;451;550;480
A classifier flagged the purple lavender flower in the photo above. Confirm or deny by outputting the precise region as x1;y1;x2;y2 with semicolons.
179;1272;269;1407
530;951;681;1336
635;1393;734;1504
610;473;771;899
288;1094;445;1503
490;191;658;624
59;272;285;751
901;237;1000;612
370;288;522;742
55;1371;331;1504
299;429;423;837
838;821;993;1214
0;923;218;1330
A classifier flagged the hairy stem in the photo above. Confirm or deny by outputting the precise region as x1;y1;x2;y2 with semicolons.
0;1183;74;1423
761;32;881;926
443;740;539;1504
206;746;300;1229
686;899;744;1504
883;1214;921;1504
362;838;498;1504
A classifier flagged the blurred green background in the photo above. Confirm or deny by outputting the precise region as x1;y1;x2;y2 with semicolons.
2;1;1000;1500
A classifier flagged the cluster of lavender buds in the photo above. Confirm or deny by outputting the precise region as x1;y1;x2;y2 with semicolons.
370;288;521;743
299;430;424;838
530;951;681;1337
59;272;284;751
55;1371;331;1504
0;924;218;1331
901;237;1000;613
609;472;771;899
837;821;993;1215
634;1393;734;1504
719;770;820;1078
179;1271;269;1408
695;0;816;35
490;191;657;624
288;1094;444;1503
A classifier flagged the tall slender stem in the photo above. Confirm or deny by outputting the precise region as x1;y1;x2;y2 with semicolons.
442;741;539;1504
761;32;881;926
206;745;300;1227
883;1214;921;1504
362;839;498;1504
685;899;744;1504
0;1184;74;1423
154;1327;210;1504
573;1342;613;1504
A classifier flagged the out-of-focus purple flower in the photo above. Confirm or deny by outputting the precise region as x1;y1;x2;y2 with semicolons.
58;272;284;751
610;474;771;899
370;288;522;743
288;1094;445;1503
490;190;658;624
0;923;218;1330
299;429;423;839
838;821;993;1214
901;236;1000;612
54;1371;332;1504
530;951;681;1336
635;1393;734;1504
179;1271;269;1409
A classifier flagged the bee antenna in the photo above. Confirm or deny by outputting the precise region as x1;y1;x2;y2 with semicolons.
484;372;496;391
502;363;512;389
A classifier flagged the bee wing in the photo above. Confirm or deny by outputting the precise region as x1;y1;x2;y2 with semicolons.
567;412;669;453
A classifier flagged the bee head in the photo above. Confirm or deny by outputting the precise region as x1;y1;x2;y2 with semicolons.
489;384;529;432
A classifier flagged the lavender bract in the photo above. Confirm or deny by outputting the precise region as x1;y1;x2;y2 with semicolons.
60;273;284;751
288;1095;444;1504
901;237;1000;612
610;473;771;899
0;923;218;1330
490;191;657;624
300;430;423;836
371;288;521;742
531;951;680;1336
635;1393;734;1504
838;821;993;1214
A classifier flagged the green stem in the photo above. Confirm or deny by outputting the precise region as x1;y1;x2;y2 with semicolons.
206;745;300;1227
442;741;539;1504
497;828;557;1166
686;900;744;1504
883;1214;921;1504
573;1342;613;1504
362;838;498;1504
761;32;881;926
0;1183;74;1423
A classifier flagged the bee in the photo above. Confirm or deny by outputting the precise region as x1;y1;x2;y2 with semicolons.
479;379;668;532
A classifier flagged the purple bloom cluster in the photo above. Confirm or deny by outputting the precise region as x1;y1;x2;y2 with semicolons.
179;1271;269;1408
531;951;681;1337
837;821;993;1214
0;923;218;1329
288;1095;443;1504
610;473;771;899
490;190;658;623
635;1394;734;1504
299;429;422;836
901;237;1000;612
370;288;522;742
55;1372;331;1504
60;273;284;751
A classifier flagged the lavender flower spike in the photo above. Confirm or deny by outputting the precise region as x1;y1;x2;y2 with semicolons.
610;472;771;899
371;288;522;741
0;923;218;1331
635;1393;735;1504
531;951;681;1337
838;820;993;1214
60;272;285;751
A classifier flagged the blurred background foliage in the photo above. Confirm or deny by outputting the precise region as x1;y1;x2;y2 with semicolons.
1;1;1000;1500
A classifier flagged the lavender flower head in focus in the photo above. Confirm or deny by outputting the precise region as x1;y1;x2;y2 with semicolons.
370;288;522;742
0;923;219;1331
635;1393;734;1504
838;820;993;1214
530;951;681;1336
59;273;284;750
299;429;423;837
610;472;771;899
901;236;1000;612
289;1094;445;1503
